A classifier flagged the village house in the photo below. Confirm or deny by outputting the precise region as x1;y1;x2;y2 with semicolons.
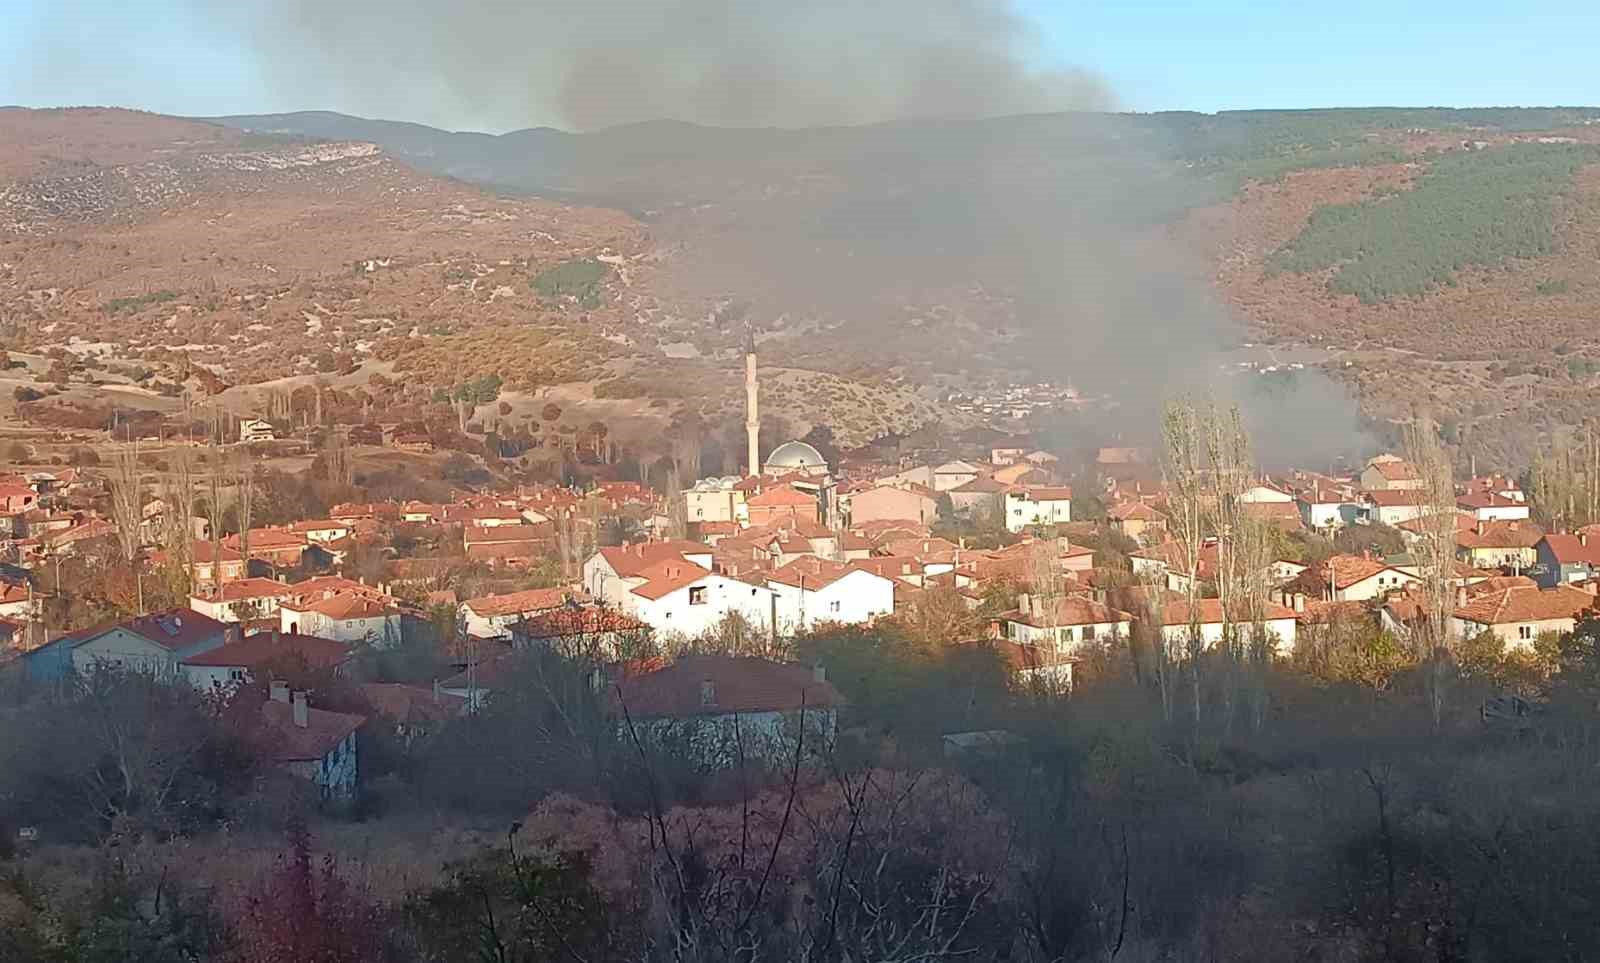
1455;521;1542;572
1363;489;1431;527
289;519;353;544
991;447;1026;466
187;540;247;589
0;580;45;621
606;655;844;768
684;476;748;524
238;418;276;444
947;476;1009;521
1107;500;1166;542
992;593;1133;652
1294;555;1420;603
745;485;820;528
222;527;309;569
507;603;651;658
583;540;716;599
956;638;1076;689
765;557;896;633
0;482;39;515
188;577;299;622
460;586;575;639
615;559;775;639
1453;583;1597;649
1456;492;1531;523
1158;598;1300;656
933;460;983;491
848;484;939;526
1297;485;1357;530
359;682;468;743
181;630;350;691
1004;486;1073;533
279;593;400;644
1360;456;1423;492
462;523;551;566
24;609;232;681
876;464;936;489
1533;532;1600;587
261;682;363;800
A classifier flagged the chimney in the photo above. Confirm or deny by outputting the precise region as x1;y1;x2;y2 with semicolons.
1456;586;1468;608
269;679;290;704
700;679;716;706
1016;592;1030;616
433;678;441;702
1582;532;1590;548
1477;519;1486;537
1293;592;1306;613
813;663;826;684
1030;595;1043;619
291;691;308;728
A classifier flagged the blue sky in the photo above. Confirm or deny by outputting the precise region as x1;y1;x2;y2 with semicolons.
4;0;1598;129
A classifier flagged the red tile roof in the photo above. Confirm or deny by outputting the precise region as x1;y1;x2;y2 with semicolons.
1371;460;1420;481
463;523;553;544
599;540;713;578
198;577;298;602
607;654;845;719
119;609;228;652
359;683;465;724
282;593;393;619
1160;598;1296;626
746;486;817;507
1456;492;1526;510
1456;522;1543;550
260;700;365;761
1456;585;1597;625
1002;596;1132;627
956;638;1076;672
1015;486;1074;501
1539;533;1600;566
629;560;716;601
1365;490;1428;507
182;631;350;669
462;587;574;617
767;557;859;590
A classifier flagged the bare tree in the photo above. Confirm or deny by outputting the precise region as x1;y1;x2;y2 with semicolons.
158;443;196;596
664;463;689;540
204;439;226;596
1403;412;1458;729
107;439;143;563
235;449;255;567
1160;398;1207;726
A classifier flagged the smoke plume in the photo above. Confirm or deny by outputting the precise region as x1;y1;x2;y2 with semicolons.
199;0;1112;131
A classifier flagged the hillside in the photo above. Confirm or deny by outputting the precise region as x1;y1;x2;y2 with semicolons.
9;105;1600;467
0;107;957;456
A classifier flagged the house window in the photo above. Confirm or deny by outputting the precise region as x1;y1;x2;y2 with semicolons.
829;600;841;613
1058;626;1073;645
1082;624;1097;642
229;668;245;681
1519;625;1533;640
689;586;708;605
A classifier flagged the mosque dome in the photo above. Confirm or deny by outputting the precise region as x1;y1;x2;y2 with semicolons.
763;440;828;475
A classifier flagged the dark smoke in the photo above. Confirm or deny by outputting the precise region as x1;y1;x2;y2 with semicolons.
197;0;1113;131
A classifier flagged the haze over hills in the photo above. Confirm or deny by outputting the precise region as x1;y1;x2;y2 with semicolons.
7;104;1600;466
202;106;1600;464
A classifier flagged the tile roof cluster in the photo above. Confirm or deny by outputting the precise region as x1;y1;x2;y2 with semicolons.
599;540;713;578
1456;522;1543;550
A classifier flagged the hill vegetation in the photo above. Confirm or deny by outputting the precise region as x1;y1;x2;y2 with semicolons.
1267;143;1600;301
